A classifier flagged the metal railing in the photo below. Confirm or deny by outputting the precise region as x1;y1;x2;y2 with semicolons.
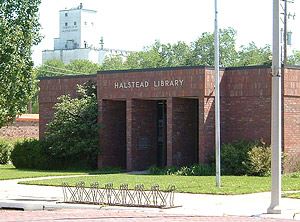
62;181;176;208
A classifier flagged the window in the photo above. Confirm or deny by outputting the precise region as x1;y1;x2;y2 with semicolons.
65;13;68;17
74;21;77;26
65;22;68;26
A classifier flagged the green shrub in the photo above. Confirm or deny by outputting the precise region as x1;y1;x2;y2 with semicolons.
0;139;12;164
149;166;179;175
148;164;214;176
44;81;99;169
149;166;164;175
221;140;272;176
10;138;48;169
221;140;258;175
187;164;215;176
243;145;271;176
284;154;300;173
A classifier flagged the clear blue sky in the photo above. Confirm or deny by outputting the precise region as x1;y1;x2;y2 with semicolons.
32;0;300;65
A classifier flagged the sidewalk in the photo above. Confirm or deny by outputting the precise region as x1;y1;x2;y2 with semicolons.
0;176;300;221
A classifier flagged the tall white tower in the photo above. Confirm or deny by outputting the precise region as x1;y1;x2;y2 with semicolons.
54;3;98;50
42;3;131;65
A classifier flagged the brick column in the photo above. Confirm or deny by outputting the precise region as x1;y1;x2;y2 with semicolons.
166;98;173;166
97;100;104;168
126;99;133;171
198;98;205;163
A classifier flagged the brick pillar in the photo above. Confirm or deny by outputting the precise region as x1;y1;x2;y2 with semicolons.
198;98;205;163
166;98;173;166
98;100;126;168
126;99;133;171
97;100;104;168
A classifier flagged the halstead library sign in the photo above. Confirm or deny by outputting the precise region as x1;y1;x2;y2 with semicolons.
114;79;184;89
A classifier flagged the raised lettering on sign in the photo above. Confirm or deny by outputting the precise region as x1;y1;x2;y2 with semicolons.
114;79;184;89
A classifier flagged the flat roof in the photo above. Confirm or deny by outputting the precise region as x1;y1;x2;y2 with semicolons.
59;8;97;13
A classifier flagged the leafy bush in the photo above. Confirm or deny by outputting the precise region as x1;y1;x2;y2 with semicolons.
221;140;272;176
0;139;12;164
221;140;257;175
10;138;48;169
284;154;300;173
243;145;271;176
149;164;214;176
44;81;99;169
149;166;178;175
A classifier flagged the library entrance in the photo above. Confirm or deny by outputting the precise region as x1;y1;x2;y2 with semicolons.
98;67;204;170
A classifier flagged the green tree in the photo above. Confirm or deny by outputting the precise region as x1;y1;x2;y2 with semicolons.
124;40;191;69
288;50;300;65
36;59;67;77
158;41;191;67
66;59;100;74
101;55;125;70
0;0;41;126
236;42;272;66
45;81;99;169
37;59;100;77
189;27;238;67
125;48;163;69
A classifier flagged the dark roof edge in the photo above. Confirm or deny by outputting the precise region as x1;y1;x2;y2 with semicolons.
39;65;293;80
225;65;271;71
59;9;97;13
97;66;224;75
284;65;300;70
38;74;97;80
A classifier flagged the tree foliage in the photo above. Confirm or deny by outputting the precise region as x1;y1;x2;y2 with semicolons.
190;28;238;67
44;81;99;168
100;27;275;70
36;27;300;83
36;59;100;77
288;50;300;65
0;0;41;126
101;55;125;71
237;42;271;66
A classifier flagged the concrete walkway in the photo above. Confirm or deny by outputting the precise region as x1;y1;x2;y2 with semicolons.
0;175;300;221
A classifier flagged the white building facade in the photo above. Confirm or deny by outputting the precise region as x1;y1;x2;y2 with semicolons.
42;3;130;64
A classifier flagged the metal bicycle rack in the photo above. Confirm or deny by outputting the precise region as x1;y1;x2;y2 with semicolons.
62;181;176;208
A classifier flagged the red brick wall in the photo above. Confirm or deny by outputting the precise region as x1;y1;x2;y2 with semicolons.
0;121;38;139
39;66;300;171
222;67;272;144
39;75;96;138
169;98;198;166
127;99;158;170
283;68;300;159
201;67;272;162
98;67;204;100
98;100;126;168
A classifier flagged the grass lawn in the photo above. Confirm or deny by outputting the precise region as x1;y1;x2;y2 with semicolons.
283;192;300;199
0;164;120;180
19;173;300;195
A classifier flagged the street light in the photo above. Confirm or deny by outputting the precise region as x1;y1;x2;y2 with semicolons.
214;0;221;188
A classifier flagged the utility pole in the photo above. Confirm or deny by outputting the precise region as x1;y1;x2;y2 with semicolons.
281;0;295;65
283;0;288;66
268;0;282;214
214;0;221;188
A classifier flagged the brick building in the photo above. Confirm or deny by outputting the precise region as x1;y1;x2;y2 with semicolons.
39;66;300;170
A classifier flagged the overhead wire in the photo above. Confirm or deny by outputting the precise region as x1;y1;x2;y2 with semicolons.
36;65;97;76
36;69;77;76
42;64;91;75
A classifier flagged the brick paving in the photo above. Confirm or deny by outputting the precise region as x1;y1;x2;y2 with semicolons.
0;209;296;222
